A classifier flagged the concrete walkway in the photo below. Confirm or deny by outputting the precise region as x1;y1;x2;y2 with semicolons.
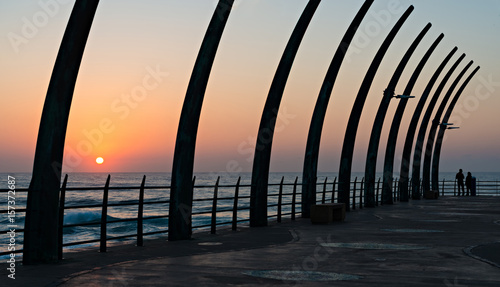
5;196;500;286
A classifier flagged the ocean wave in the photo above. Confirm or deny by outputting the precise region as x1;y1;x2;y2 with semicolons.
63;211;117;225
65;197;101;206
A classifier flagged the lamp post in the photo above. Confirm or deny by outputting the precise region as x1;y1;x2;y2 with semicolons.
169;0;234;240
422;61;473;194
250;0;320;227
24;0;99;264
410;53;465;199
301;0;373;218
363;22;429;207
431;66;480;191
338;6;414;210
382;34;443;203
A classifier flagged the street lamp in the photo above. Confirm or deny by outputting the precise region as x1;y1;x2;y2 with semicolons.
439;123;460;130
385;89;416;99
394;94;415;99
440;122;459;129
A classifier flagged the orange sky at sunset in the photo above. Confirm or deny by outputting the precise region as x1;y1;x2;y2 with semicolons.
1;0;500;174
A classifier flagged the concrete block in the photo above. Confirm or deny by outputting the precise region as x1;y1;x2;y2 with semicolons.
311;203;345;224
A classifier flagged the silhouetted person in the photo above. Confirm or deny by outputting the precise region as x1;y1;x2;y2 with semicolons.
465;172;472;196
456;169;465;196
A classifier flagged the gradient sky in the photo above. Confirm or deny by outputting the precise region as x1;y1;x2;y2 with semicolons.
1;0;499;174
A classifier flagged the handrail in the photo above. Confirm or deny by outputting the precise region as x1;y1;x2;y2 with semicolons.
3;180;500;194
1;176;499;258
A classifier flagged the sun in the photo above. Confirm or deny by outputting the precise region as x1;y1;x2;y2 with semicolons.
96;157;104;165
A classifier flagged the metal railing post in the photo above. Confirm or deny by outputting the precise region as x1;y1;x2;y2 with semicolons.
408;177;412;199
137;175;146;246
442;178;445;197
376;178;381;206
359;177;364;209
397;178;401;201
232;177;241;231
454;179;456;196
292;177;298;220
476;179;479;195
352;177;357;210
277;177;284;223
393;178;398;201
419;178;423;198
331;177;337;203
58;174;68;260
322;177;327;204
211;176;220;234
100;175;110;253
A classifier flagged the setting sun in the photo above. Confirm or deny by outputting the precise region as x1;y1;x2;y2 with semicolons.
96;157;104;165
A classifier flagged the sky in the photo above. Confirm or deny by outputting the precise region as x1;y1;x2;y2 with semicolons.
1;0;499;174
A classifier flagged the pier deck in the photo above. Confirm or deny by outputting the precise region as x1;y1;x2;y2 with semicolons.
8;196;500;286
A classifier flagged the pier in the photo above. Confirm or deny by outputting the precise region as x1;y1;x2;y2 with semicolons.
5;3;497;285
9;195;500;286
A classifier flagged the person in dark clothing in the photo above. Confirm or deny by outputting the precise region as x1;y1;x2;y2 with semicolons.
465;172;472;196
456;169;465;196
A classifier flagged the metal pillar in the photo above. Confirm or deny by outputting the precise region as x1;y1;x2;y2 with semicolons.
169;0;234;240
338;6;414;210
23;0;99;264
399;46;456;200
432;66;480;190
422;60;473;193
250;0;320;227
364;23;430;207
301;0;373;218
382;33;443;203
411;53;465;199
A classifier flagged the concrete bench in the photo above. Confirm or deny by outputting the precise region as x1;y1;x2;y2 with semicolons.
424;190;439;199
310;203;346;224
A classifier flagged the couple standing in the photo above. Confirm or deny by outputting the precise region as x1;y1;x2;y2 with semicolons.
455;169;473;196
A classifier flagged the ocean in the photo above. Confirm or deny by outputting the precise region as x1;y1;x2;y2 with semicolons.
2;171;499;257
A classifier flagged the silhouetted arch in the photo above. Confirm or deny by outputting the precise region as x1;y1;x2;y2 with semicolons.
364;23;430;207
24;0;100;264
382;33;443;203
250;0;321;227
399;46;456;200
411;53;465;199
301;0;373;218
422;60;473;193
169;0;234;240
432;66;480;191
338;6;414;210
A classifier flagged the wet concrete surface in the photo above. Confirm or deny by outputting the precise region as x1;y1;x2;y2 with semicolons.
5;196;500;286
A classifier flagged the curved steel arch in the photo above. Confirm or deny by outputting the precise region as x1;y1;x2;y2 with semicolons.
411;53;465;199
301;0;374;218
422;60;473;193
399;46;456;200
250;0;321;227
24;0;100;264
431;66;480;191
338;6;414;210
169;0;234;240
364;23;431;207
381;33;444;203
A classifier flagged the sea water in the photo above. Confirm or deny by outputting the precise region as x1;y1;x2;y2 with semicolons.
1;171;499;256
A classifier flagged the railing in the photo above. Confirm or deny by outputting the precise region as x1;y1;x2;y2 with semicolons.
437;179;500;197
1;176;499;258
